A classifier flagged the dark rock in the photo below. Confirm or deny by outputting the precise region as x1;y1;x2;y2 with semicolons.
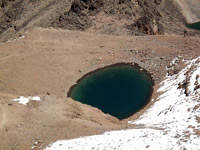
196;75;199;80
178;82;182;89
133;16;164;35
173;65;181;74
194;85;200;91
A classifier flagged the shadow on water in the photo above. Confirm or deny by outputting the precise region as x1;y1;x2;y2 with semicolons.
186;21;200;31
68;63;154;120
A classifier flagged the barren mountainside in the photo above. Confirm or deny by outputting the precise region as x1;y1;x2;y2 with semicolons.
0;0;199;42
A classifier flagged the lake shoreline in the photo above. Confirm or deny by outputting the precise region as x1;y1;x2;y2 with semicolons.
68;63;154;120
0;28;200;149
67;62;154;98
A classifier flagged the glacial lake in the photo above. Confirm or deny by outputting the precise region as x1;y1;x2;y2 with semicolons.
187;21;200;31
68;64;153;120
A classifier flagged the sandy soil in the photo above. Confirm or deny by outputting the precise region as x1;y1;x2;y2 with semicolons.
0;27;200;150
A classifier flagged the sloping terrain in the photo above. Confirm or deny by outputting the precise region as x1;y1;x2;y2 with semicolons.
45;56;200;150
0;27;199;150
0;0;199;42
174;0;200;23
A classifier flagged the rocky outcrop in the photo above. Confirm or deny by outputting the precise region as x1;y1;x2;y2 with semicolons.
51;0;183;35
131;16;164;35
0;0;24;34
51;0;104;30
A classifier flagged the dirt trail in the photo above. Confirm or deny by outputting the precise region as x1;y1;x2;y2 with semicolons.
0;92;17;129
0;106;5;128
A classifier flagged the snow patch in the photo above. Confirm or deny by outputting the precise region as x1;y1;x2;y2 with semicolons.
11;96;41;105
44;57;200;150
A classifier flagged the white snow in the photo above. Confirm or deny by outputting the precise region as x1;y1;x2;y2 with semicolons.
11;96;41;105
44;57;200;150
31;141;38;149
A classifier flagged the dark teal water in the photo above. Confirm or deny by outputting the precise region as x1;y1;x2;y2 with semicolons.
186;21;200;31
68;64;153;120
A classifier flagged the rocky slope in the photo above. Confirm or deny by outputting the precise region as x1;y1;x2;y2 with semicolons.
174;0;200;23
0;0;199;42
